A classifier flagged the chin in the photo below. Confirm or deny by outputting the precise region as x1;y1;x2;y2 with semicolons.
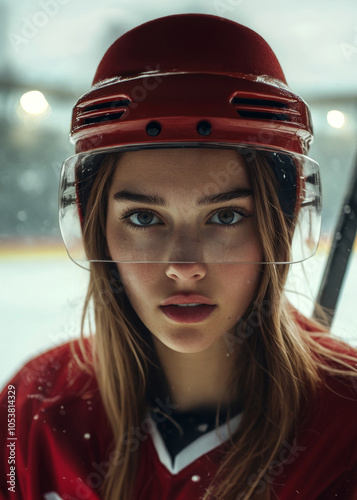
155;328;225;355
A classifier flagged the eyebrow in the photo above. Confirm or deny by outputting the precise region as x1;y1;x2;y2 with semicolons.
113;188;253;206
196;188;253;205
113;190;167;206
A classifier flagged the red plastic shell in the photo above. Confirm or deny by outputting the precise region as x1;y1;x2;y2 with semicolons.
71;73;312;156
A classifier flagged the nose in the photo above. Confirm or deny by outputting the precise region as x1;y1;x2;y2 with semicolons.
165;262;207;281
164;226;207;281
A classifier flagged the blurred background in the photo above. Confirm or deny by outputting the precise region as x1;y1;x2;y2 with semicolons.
1;0;357;387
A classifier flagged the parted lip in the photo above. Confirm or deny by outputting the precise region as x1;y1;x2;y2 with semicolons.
160;294;215;306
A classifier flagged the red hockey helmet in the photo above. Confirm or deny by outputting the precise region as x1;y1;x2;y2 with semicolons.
59;14;321;268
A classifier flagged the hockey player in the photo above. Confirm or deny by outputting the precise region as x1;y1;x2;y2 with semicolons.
1;13;357;500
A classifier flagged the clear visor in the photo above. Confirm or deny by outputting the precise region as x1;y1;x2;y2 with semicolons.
59;144;321;269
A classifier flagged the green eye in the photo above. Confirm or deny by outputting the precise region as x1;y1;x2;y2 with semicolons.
121;210;162;228
209;209;244;225
129;211;161;226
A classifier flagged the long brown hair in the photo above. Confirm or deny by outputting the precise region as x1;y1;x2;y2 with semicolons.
75;149;357;500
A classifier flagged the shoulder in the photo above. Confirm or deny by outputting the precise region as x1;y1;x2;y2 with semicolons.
0;342;112;500
299;336;357;467
273;327;357;497
294;317;357;464
0;339;100;440
293;308;357;378
0;340;112;500
304;332;357;416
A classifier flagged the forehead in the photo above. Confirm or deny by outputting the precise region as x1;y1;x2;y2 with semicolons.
109;148;250;194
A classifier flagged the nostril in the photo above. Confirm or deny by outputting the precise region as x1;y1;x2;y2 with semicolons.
165;262;206;281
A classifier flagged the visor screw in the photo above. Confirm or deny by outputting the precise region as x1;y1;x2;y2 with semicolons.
197;120;212;136
146;121;161;136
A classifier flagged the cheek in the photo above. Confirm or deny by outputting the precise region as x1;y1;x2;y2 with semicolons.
222;264;262;301
116;264;160;301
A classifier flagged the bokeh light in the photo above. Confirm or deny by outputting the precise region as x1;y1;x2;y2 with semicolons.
20;91;49;115
327;110;345;129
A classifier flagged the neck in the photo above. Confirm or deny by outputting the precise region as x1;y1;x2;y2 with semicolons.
152;334;239;412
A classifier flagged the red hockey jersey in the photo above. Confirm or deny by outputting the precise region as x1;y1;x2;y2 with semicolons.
1;340;357;500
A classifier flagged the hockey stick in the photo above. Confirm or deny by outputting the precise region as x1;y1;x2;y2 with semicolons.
314;150;357;325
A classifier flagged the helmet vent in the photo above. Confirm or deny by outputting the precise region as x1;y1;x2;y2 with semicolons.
84;99;131;112
79;98;131;126
237;110;289;121
231;97;288;108
84;112;125;125
231;96;291;122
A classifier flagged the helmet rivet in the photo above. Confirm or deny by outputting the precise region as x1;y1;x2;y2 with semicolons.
197;120;212;136
146;121;161;136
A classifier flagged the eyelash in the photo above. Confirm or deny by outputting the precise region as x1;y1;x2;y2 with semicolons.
120;205;251;230
120;208;163;231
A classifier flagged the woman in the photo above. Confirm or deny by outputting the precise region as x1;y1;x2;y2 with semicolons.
1;13;357;500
